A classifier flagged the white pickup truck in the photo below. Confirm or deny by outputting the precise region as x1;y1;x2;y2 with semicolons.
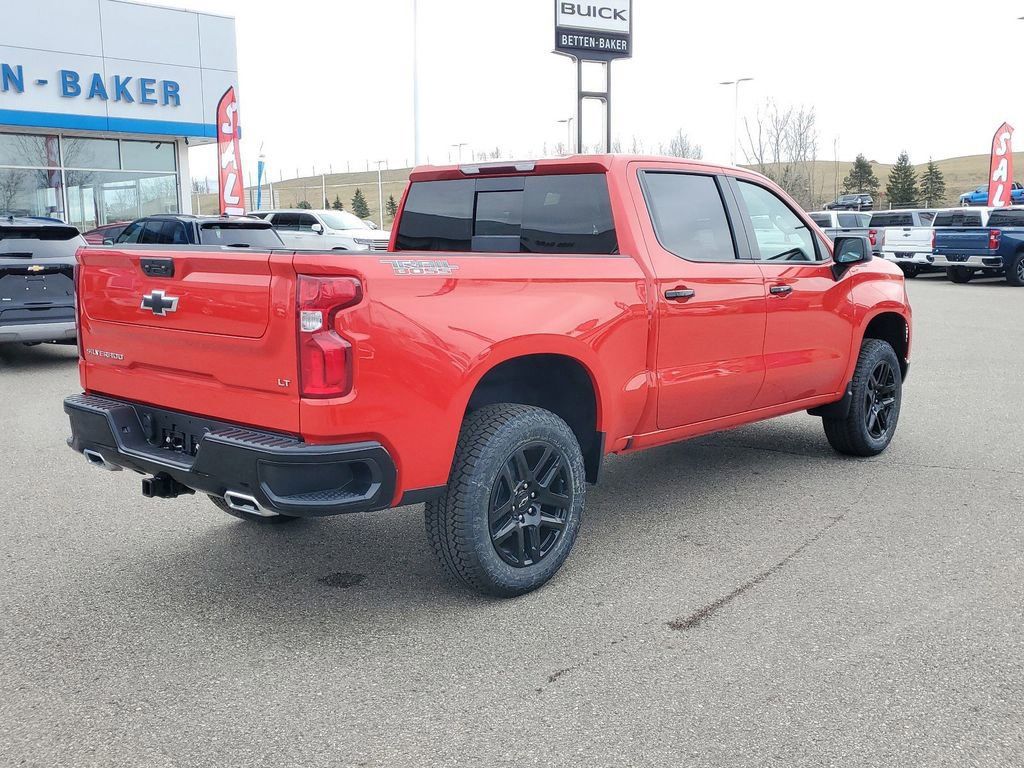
869;209;936;278
808;211;880;253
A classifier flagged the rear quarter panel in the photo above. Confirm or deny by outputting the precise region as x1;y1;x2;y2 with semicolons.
293;253;650;497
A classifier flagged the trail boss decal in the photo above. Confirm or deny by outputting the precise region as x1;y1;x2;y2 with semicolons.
380;259;460;276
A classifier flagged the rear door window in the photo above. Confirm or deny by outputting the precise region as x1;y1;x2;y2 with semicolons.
640;172;737;262
395;173;617;254
138;220;166;244
271;213;301;231
809;213;832;228
836;213;863;227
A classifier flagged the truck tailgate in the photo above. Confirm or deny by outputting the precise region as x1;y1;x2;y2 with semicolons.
883;226;931;253
77;247;301;434
933;228;992;255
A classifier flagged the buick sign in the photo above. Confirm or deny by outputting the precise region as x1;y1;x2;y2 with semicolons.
554;1;632;61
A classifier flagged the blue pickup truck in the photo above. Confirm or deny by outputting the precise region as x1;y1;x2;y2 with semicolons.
959;183;1024;207
932;207;1024;284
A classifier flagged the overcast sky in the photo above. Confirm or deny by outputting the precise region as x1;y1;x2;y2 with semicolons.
182;0;1024;182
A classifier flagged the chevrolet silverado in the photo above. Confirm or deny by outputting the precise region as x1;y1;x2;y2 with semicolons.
65;156;912;597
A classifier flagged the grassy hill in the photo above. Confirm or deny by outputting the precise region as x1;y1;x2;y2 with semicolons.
795;153;1024;209
191;152;1022;220
193;167;413;227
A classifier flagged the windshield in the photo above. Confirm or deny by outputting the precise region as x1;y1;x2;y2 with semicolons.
199;223;283;248
319;211;368;231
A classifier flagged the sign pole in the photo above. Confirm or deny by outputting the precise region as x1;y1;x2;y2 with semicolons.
554;1;631;155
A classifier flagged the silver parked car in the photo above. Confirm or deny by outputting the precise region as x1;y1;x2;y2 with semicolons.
253;209;390;251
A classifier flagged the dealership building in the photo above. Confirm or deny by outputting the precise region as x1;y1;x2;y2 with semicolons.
0;0;238;230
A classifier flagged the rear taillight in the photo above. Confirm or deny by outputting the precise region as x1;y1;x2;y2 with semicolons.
931;229;936;251
296;276;362;398
868;229;878;247
989;229;1001;250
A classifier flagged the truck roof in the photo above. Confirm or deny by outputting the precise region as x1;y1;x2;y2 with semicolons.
408;154;743;183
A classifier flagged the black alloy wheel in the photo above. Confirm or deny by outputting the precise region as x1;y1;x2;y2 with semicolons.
863;360;898;441
488;441;572;568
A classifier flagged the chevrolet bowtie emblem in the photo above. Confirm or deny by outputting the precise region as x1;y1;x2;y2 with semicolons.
26;265;45;272
140;289;179;316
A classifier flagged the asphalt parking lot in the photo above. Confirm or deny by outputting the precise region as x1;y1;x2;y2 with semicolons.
1;273;1022;767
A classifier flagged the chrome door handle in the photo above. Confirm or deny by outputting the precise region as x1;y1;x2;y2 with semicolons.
769;285;793;296
664;289;695;300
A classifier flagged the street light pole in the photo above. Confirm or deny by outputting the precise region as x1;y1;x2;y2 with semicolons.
412;0;422;165
374;160;386;229
557;117;574;153
719;77;754;165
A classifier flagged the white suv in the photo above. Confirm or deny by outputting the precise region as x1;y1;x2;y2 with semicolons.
254;209;390;251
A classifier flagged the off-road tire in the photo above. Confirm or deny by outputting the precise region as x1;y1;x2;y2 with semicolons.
823;339;903;457
947;266;973;284
208;494;300;524
425;404;586;597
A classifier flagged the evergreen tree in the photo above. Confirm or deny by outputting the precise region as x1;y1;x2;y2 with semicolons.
842;153;880;195
385;194;398;218
920;159;947;207
296;200;312;209
885;151;919;207
351;188;370;219
332;194;344;211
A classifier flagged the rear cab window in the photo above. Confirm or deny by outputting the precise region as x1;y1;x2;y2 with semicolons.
0;225;84;258
933;210;983;227
836;213;869;227
809;213;832;228
985;209;1024;227
395;173;618;254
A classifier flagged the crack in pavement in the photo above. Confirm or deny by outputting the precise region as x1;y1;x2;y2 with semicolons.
666;514;847;631
538;513;850;692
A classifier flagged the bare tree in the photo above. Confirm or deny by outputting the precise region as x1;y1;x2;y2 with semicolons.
610;137;623;153
0;169;24;212
629;135;645;154
743;100;819;208
662;129;703;160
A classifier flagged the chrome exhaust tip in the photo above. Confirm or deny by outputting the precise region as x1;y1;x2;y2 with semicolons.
83;448;122;471
223;491;276;517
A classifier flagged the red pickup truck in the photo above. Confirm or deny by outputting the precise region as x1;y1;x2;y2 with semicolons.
66;156;911;596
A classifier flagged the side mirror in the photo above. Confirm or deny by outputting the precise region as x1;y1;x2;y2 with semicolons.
832;235;871;278
102;238;114;245
311;223;324;234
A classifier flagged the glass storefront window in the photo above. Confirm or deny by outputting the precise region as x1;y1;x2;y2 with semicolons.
0;132;179;229
62;137;120;170
65;171;177;230
0;133;59;168
0;167;65;220
121;141;176;172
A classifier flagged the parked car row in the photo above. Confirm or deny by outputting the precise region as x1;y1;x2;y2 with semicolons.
83;209;391;252
810;204;1024;285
